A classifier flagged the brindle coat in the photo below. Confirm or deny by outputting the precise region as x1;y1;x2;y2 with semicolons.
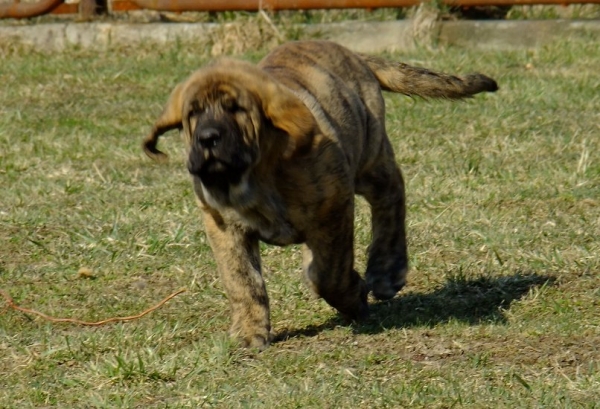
143;40;497;349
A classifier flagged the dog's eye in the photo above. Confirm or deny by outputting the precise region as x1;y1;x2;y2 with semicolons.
189;106;207;119
224;100;243;114
190;101;204;115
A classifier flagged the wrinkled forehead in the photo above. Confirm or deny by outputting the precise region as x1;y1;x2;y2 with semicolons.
188;79;255;112
184;60;266;107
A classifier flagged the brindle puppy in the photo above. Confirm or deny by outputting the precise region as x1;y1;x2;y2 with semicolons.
143;40;497;349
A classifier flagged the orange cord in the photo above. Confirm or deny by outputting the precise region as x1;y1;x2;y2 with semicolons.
0;288;186;326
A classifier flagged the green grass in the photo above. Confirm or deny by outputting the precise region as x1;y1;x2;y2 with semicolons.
1;33;599;408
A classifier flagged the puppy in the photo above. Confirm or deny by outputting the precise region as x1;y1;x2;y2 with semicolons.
143;40;497;348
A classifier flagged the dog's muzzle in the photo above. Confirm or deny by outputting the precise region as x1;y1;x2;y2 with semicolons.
187;122;253;188
196;127;221;149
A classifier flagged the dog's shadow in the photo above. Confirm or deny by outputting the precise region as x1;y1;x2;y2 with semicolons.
274;272;554;342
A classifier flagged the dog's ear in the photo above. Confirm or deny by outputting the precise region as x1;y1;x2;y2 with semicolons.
261;83;316;159
142;81;186;162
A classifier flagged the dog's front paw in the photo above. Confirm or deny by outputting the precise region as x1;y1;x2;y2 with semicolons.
337;278;370;322
230;323;272;351
238;333;272;351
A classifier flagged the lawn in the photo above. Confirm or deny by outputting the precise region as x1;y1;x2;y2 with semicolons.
0;31;599;408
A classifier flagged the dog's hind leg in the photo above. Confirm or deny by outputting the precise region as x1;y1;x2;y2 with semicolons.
357;138;409;301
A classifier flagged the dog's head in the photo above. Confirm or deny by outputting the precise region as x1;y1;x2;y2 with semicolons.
143;59;317;204
184;78;260;189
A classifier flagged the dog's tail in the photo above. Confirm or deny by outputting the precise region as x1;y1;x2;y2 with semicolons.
359;54;498;99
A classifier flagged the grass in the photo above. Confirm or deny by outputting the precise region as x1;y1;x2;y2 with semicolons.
1;32;599;408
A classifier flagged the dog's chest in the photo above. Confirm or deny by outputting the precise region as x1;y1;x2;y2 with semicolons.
241;210;304;246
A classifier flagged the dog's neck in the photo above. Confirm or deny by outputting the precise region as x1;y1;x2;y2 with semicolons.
193;171;302;246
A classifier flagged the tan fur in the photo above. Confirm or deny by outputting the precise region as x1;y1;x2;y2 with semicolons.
143;40;497;349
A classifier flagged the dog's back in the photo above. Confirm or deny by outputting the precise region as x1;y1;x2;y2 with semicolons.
259;40;387;174
259;40;497;177
261;40;498;100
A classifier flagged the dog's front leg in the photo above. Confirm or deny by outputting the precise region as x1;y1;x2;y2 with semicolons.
302;201;369;322
202;211;271;350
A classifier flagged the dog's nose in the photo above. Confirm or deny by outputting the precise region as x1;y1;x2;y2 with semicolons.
197;127;221;148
